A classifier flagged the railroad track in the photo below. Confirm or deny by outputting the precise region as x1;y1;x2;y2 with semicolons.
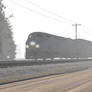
0;59;92;68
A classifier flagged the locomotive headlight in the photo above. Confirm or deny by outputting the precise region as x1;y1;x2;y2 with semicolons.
35;44;40;48
26;45;29;48
30;41;36;46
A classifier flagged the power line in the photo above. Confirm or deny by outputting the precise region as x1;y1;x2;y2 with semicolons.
9;0;92;37
24;0;75;24
9;0;72;25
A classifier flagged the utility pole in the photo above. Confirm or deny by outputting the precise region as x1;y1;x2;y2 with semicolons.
72;23;81;39
72;23;81;59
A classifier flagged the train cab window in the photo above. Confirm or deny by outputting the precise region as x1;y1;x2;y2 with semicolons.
29;35;32;38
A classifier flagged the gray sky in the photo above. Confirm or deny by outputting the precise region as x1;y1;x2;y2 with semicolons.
3;0;92;58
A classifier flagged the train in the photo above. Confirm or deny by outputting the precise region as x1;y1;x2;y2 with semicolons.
25;32;92;59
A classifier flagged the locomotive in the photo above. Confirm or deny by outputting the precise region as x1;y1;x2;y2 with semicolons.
25;32;92;59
